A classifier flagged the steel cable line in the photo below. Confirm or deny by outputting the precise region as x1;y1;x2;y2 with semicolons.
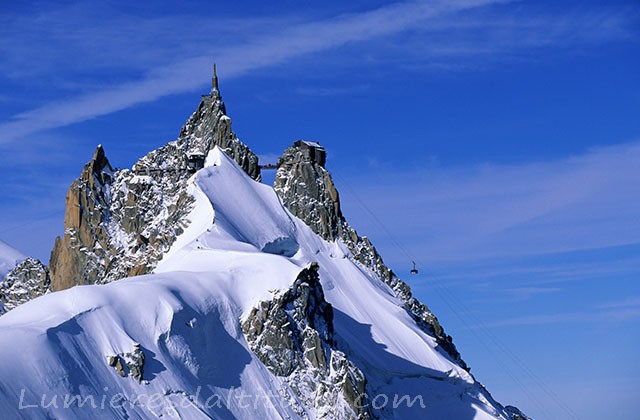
332;170;581;420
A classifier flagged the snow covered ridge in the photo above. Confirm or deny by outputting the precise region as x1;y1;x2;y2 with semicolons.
0;147;527;419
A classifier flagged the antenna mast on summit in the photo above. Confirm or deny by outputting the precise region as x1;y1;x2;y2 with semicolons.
212;63;219;90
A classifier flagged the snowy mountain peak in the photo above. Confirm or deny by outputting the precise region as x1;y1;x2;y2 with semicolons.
0;78;528;419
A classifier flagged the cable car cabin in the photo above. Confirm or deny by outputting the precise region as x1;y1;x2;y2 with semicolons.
187;152;206;173
294;140;326;167
410;261;418;275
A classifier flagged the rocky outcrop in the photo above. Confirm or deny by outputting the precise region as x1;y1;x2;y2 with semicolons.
49;145;115;291
505;405;531;420
124;344;145;383
0;258;50;314
48;86;261;291
107;343;145;383
276;143;343;241
242;263;371;419
107;355;126;377
274;141;468;370
179;89;261;181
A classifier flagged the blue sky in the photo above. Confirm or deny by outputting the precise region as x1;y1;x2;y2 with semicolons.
1;0;639;418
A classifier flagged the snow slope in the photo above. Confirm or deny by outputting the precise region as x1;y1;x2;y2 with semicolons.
0;148;511;419
0;239;25;279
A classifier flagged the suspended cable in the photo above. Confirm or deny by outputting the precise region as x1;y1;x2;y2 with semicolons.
429;279;557;419
332;170;580;420
432;279;582;420
331;171;414;262
429;277;580;420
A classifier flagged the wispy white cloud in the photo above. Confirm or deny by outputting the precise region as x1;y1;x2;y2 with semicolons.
1;0;636;144
422;5;637;48
341;140;640;263
423;252;640;296
0;0;498;143
348;3;639;72
599;296;640;309
0;4;284;81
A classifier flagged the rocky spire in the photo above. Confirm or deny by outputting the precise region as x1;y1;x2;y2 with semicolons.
274;141;342;241
178;67;259;180
49;145;115;291
242;263;371;418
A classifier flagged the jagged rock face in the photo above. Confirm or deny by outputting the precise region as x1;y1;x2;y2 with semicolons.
49;89;261;291
0;258;50;314
49;145;115;291
242;263;371;419
274;141;468;370
179;90;261;181
275;143;343;241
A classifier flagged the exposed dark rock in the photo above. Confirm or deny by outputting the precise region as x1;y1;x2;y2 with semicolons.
124;344;145;383
107;344;145;382
0;258;50;314
242;263;371;419
107;355;126;378
49;145;114;291
179;89;261;181
242;263;334;376
274;141;468;370
275;142;343;241
505;405;531;420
